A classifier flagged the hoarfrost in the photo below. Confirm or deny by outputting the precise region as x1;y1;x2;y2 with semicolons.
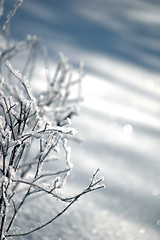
0;116;5;129
8;166;16;180
59;117;72;127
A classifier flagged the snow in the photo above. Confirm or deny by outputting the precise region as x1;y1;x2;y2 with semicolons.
4;0;160;239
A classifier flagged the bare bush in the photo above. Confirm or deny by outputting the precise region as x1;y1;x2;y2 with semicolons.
0;1;104;239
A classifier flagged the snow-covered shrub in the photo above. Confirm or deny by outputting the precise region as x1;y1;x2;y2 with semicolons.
0;1;104;239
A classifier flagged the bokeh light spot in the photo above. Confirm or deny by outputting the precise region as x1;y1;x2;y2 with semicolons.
123;124;133;136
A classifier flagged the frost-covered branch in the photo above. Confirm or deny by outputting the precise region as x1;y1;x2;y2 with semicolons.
6;170;104;238
0;2;104;239
0;56;104;239
5;61;35;101
0;0;23;33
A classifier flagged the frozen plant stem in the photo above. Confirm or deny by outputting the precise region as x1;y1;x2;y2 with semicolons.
0;2;104;239
6;170;104;238
0;59;104;239
0;0;23;33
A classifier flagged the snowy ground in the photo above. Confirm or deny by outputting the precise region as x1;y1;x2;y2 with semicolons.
4;0;160;239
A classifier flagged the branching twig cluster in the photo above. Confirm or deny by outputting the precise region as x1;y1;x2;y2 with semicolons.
0;1;104;239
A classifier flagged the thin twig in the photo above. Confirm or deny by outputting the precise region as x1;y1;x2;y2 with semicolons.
0;0;23;33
